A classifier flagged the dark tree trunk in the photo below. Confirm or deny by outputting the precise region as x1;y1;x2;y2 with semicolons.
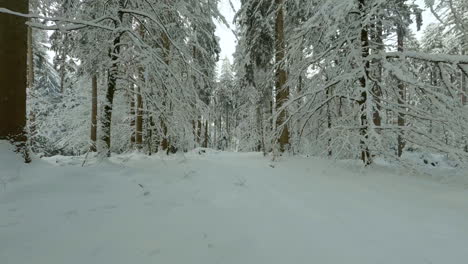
327;87;332;157
275;0;290;152
102;3;124;156
160;28;171;152
130;85;136;147
371;19;383;128
192;119;197;146
136;85;143;149
90;75;98;152
0;0;30;162
358;0;371;165
397;24;406;157
203;120;208;148
197;118;202;145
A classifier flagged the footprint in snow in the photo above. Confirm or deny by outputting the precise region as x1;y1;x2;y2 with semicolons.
138;183;151;196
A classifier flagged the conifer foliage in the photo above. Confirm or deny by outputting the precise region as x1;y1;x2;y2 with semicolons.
0;0;467;165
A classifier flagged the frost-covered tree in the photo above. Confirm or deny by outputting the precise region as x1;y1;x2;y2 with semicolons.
1;0;222;156
231;0;468;165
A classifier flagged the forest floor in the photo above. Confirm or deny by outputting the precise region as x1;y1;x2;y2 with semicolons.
1;142;468;264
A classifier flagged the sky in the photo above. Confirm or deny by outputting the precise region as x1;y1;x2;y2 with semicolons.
412;0;437;39
214;0;438;68
214;0;240;65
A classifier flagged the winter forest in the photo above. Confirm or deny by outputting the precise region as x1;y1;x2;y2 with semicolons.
1;0;468;263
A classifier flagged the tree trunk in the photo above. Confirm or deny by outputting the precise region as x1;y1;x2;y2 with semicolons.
203;120;209;148
256;103;263;151
327;87;332;157
397;24;406;157
102;3;124;156
371;19;383;128
135;23;145;150
461;50;467;152
358;0;371;165
147;114;155;155
462;49;467;105
0;0;30;162
136;85;143;149
160;29;171;151
197;118;202;145
27;25;36;149
275;0;290;152
192;120;197;147
90;75;98;152
130;85;136;147
213;117;217;149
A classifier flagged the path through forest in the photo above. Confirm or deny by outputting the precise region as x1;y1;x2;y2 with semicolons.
1;144;468;264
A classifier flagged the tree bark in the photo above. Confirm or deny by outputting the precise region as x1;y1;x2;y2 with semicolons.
0;0;30;162
130;85;136;147
358;0;371;165
203;120;208;148
135;23;145;150
160;28;171;151
371;19;383;128
397;24;406;157
327;87;332;157
102;2;124;156
462;50;467;105
136;85;143;149
27;25;36;148
275;0;290;152
197;118;202;145
90;75;98;152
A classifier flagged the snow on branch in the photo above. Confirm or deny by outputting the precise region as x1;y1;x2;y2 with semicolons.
385;51;468;64
0;8;115;31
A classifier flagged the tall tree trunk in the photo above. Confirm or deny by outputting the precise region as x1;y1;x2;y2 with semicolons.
136;85;143;149
60;65;65;93
371;19;383;128
160;29;171;151
397;24;406;157
0;0;30;162
256;103;263;151
461;49;467;152
203;120;209;148
90;75;98;152
358;0;371;165
275;0;290;152
192;119;197;147
213;117;218;149
197;118;202;145
27;25;36;149
147;114;155;155
462;49;467;105
102;3;124;156
130;85;136;147
327;87;332;157
135;23;145;150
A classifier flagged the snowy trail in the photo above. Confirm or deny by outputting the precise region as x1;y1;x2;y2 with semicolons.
1;149;468;264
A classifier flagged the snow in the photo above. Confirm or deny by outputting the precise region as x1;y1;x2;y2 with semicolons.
1;142;468;264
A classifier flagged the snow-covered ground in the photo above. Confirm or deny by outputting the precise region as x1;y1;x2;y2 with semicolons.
1;142;468;264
